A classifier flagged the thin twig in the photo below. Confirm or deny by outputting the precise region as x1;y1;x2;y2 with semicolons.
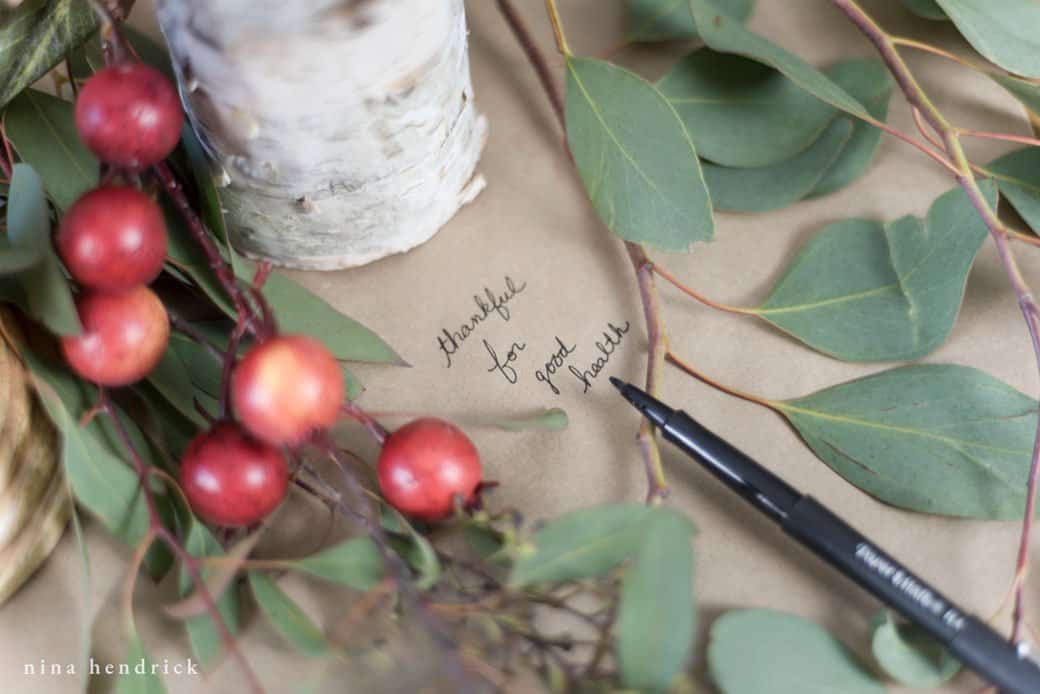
496;0;670;503
651;262;756;316
956;129;1040;149
167;310;226;362
832;0;1040;644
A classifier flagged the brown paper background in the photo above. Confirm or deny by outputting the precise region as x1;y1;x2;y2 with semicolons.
4;1;1040;692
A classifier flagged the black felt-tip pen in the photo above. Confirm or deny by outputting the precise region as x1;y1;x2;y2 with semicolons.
610;377;1040;694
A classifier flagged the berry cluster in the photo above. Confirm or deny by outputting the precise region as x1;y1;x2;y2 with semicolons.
56;60;483;529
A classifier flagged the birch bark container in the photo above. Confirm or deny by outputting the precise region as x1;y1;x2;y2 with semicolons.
156;0;488;270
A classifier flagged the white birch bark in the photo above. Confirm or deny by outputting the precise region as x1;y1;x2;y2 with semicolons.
155;0;487;270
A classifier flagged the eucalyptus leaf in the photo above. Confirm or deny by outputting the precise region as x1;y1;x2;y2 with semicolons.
564;56;714;251
5;163;80;335
991;73;1040;118
935;0;1040;78
809;60;894;197
754;182;995;361
179;521;241;667
147;336;215;429
987;148;1040;234
870;611;960;687
901;0;948;21
689;0;870;119
0;0;97;108
249;572;330;657
659;49;839;168
708;610;884;694
702;119;852;212
777;364;1039;519
289;537;384;589
509;504;652;587
493;407;570;432
114;632;167;694
627;0;754;43
617;509;696;692
3;89;98;210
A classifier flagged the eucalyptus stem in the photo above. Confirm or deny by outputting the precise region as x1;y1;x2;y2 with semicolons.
832;0;1040;643
496;0;670;502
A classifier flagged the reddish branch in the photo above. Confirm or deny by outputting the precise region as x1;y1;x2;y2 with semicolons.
834;0;1040;643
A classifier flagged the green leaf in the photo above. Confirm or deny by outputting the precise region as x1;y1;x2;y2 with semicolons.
3;89;98;210
987;148;1040;234
255;269;405;366
617;510;696;692
935;0;1040;78
509;504;652;587
289;537;384;589
809;60;894;197
689;0;870;119
709;610;884;694
0;0;97;109
901;0;948;20
753;182;995;361
25;352;171;558
248;572;330;657
69;505;95;694
991;73;1040;119
382;506;441;591
114;632;167;694
564;56;714;251
147;334;219;428
777;364;1039;519
659;49;839;168
870;611;960;687
178;521;241;667
492;407;570;432
5;163;80;335
702;118;852;212
0;238;43;275
627;0;754;43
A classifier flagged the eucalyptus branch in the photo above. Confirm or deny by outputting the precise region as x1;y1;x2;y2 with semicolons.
97;389;265;694
832;0;1040;643
497;0;669;502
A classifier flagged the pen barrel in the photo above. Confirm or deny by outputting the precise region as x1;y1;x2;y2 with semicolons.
662;411;801;522
782;497;1040;694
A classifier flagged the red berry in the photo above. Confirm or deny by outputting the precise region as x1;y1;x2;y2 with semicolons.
56;186;167;291
377;418;482;521
60;286;169;386
231;335;344;445
179;423;288;527
75;63;183;168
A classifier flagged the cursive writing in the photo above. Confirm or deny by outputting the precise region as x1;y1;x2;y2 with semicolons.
484;339;526;384
568;322;631;393
437;276;527;368
535;336;578;395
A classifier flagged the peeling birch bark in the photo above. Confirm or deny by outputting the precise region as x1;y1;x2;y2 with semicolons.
155;0;487;270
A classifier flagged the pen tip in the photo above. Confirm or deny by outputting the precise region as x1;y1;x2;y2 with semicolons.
609;376;625;391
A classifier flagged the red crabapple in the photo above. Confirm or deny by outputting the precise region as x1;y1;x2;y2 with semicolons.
60;286;169;386
56;186;167;292
179;423;289;527
75;63;183;168
377;418;482;521
231;335;344;445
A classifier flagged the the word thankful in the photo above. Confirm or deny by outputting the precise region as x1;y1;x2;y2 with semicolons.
436;276;527;368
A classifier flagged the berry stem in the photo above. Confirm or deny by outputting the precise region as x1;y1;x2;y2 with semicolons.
339;402;389;446
98;389;266;694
